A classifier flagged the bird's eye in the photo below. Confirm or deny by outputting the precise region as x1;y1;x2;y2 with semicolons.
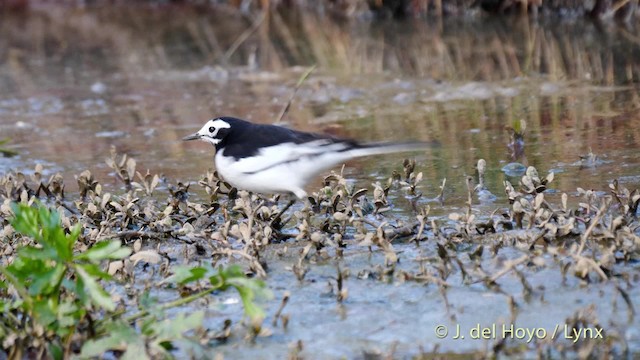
208;127;215;133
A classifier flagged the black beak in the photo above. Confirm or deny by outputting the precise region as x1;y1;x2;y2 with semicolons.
182;133;201;141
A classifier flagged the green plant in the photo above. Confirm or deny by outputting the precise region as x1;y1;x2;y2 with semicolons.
82;313;206;359
0;202;131;358
81;264;269;359
0;138;18;157
163;263;267;321
0;202;270;359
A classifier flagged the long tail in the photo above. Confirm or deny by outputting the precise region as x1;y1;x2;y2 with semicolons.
347;140;438;158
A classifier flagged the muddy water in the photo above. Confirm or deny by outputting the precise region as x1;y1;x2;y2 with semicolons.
1;5;640;358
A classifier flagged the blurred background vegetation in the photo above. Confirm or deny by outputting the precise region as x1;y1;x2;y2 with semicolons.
0;0;638;21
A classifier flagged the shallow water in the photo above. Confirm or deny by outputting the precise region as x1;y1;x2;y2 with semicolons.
1;5;640;358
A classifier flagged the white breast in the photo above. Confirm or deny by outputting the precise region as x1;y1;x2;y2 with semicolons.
215;141;354;198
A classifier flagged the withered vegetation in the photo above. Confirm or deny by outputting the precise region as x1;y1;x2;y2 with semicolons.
1;143;639;358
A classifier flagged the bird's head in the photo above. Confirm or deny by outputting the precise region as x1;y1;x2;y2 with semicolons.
182;118;232;146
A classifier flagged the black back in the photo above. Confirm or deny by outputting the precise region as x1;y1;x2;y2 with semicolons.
216;117;359;159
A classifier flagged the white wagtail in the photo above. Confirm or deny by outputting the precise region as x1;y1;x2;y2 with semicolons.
183;117;431;199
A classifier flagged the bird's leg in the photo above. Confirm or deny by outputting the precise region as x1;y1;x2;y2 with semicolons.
269;198;296;230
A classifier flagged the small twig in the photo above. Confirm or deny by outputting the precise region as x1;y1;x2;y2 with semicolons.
471;255;529;284
58;200;80;216
470;228;544;244
359;217;384;229
611;0;631;13
411;274;452;287
576;197;610;255
358;217;419;240
222;11;267;63
465;176;476;220
123;285;220;325
578;256;608;281
616;285;636;316
411;218;427;244
275;64;317;123
269;199;295;229
272;291;290;327
436;178;446;205
212;249;267;277
211;249;254;261
97;230;170;242
489;255;530;283
439;284;452;318
248;199;265;226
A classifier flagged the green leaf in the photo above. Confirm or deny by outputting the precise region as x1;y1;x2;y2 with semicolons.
151;311;204;341
78;263;111;281
75;240;131;261
28;263;65;297
138;291;158;309
50;225;73;263
48;341;64;360
10;203;41;240
17;246;59;262
173;338;207;360
32;298;58;328
75;265;115;311
121;345;151;360
219;264;246;280
0;138;18;156
6;256;46;282
161;265;208;285
60;277;88;307
146;312;205;358
0;265;32;310
81;321;148;359
226;277;269;321
210;265;270;321
57;301;80;328
10;203;74;262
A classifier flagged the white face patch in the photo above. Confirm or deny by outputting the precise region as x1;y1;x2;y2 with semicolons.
196;118;231;145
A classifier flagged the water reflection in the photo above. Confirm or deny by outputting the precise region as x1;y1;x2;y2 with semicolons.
0;5;639;205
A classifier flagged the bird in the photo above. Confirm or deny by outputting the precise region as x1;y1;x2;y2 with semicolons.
183;116;432;199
